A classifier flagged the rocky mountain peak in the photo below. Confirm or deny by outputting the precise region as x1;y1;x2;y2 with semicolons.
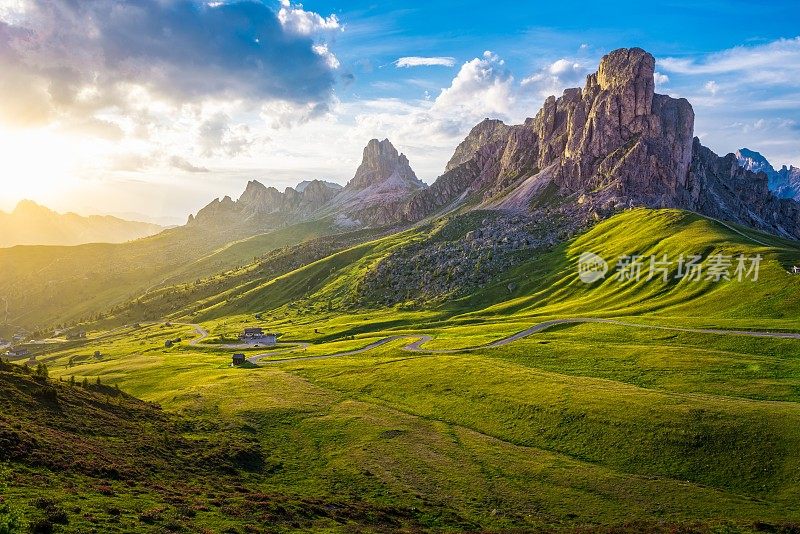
237;180;283;211
394;46;800;239
347;138;423;191
736;149;800;200
736;148;773;173
596;47;654;98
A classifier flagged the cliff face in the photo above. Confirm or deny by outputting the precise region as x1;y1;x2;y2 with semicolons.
689;141;800;237
397;47;800;239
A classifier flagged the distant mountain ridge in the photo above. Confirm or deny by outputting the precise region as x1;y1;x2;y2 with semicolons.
188;138;427;230
187;178;344;230
0;200;164;247
736;148;800;201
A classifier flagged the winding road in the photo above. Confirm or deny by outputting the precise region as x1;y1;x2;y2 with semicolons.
230;317;800;366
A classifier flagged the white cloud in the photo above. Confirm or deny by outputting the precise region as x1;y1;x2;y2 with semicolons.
278;0;341;35
395;56;456;68
659;37;800;86
520;58;589;99
313;43;340;69
704;80;719;96
169;156;209;173
260;99;331;129
654;71;669;87
431;51;516;127
197;112;254;157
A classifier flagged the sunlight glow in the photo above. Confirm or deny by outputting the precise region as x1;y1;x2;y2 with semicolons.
0;126;83;207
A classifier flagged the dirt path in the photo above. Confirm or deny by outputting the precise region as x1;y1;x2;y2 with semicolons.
706;215;787;248
252;318;800;365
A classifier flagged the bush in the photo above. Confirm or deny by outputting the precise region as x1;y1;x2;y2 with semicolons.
35;364;48;379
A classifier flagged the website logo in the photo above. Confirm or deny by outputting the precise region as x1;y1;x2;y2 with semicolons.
577;252;609;283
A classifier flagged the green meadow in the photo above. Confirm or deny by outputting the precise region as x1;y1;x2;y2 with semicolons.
5;208;800;532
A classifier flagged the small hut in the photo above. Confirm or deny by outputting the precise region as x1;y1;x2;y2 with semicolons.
232;353;246;365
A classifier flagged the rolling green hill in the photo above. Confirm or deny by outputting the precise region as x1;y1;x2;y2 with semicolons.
5;207;800;532
0;359;423;533
170;208;800;334
0;218;340;334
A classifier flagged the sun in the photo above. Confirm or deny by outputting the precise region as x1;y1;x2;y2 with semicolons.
0;125;83;208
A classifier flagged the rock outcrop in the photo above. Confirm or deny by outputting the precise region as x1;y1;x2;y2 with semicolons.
394;47;800;239
445;119;513;172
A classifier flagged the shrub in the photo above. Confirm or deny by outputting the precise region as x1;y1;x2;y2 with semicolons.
35;364;48;379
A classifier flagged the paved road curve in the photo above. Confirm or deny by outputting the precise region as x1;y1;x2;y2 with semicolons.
247;317;800;365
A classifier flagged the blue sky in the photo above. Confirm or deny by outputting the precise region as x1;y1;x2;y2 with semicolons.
327;0;800;100
0;0;798;221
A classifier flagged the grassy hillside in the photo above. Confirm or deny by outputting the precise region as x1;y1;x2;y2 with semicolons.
0;218;338;334
20;313;800;532
460;208;800;325
6;207;800;532
0;359;425;532
175;209;800;334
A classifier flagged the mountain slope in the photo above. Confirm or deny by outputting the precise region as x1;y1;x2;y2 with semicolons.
0;200;163;247
0;359;423;532
0;217;340;333
0;141;423;333
181;207;799;330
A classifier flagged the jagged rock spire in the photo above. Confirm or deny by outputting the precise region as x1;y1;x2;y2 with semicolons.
346;139;424;191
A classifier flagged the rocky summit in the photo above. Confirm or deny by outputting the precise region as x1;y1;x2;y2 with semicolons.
395;47;800;239
324;138;428;227
186;47;800;241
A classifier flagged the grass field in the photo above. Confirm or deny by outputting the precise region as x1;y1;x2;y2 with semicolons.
5;208;800;532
